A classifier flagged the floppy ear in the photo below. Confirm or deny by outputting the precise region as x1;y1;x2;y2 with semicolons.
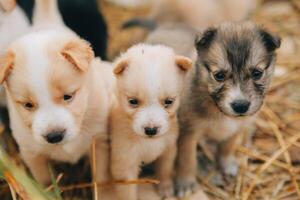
61;39;94;72
0;51;14;84
195;27;217;51
259;29;281;51
113;59;129;75
175;56;192;72
0;0;16;12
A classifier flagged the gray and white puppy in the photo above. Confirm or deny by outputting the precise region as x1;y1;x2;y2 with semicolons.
175;22;281;197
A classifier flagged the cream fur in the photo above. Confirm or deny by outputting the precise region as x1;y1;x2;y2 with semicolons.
1;1;114;199
0;4;29;106
110;44;191;199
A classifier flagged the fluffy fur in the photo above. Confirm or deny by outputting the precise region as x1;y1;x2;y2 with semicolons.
17;0;108;59
175;22;281;197
110;44;192;199
0;0;29;107
0;1;113;198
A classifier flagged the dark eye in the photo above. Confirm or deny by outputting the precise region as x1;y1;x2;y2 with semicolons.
23;102;35;110
63;94;74;102
213;71;226;82
128;98;139;107
251;69;263;80
164;98;174;108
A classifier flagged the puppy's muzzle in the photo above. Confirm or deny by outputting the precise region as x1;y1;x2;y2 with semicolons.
144;127;159;137
44;129;66;144
231;100;250;114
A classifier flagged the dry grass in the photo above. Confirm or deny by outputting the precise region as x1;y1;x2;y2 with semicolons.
0;0;300;199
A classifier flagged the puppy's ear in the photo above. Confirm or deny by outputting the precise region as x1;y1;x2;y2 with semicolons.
0;51;14;84
259;29;281;51
0;0;16;12
114;59;129;75
195;28;217;51
175;56;192;72
61;39;94;72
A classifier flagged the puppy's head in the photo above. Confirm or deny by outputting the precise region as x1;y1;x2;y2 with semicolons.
195;22;281;117
114;44;192;138
0;31;94;145
0;0;15;13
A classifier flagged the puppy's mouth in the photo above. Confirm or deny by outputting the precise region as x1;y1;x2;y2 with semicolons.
215;103;255;118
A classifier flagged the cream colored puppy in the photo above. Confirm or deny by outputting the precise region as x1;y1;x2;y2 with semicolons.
1;31;113;187
0;0;29;106
0;0;113;196
110;44;192;199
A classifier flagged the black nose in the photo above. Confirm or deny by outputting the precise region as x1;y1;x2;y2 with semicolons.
144;127;158;136
231;100;250;114
45;130;65;144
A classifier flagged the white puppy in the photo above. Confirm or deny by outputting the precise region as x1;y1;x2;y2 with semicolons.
110;44;192;199
0;0;113;197
0;0;29;53
0;0;29;106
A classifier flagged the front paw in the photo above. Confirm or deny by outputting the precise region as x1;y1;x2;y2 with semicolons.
219;156;239;177
175;177;199;198
157;181;174;198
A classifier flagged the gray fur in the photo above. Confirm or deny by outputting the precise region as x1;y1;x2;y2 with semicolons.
175;22;281;197
191;22;280;117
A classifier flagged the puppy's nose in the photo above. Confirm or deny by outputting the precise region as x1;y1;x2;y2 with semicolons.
45;129;65;144
231;100;250;114
144;127;158;136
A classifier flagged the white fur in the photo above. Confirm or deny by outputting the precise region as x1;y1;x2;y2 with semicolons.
111;44;189;199
223;85;246;113
133;105;169;137
4;2;113;191
17;32;78;146
0;6;29;53
0;6;29;106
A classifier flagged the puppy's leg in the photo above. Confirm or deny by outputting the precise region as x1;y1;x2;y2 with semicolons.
93;138;111;199
21;151;50;185
111;146;139;200
155;144;177;198
218;133;239;176
175;132;199;197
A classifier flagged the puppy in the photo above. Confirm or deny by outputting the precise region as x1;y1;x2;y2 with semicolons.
0;0;29;107
0;0;113;196
110;44;192;199
17;0;108;59
175;22;281;197
0;0;29;53
122;0;256;31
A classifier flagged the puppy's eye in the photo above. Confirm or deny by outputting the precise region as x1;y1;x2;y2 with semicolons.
23;102;35;110
213;71;226;82
63;93;74;102
128;98;139;108
164;98;175;108
251;69;263;80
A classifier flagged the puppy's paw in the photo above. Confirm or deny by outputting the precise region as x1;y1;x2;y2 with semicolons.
175;177;199;198
157;181;174;198
220;156;239;177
